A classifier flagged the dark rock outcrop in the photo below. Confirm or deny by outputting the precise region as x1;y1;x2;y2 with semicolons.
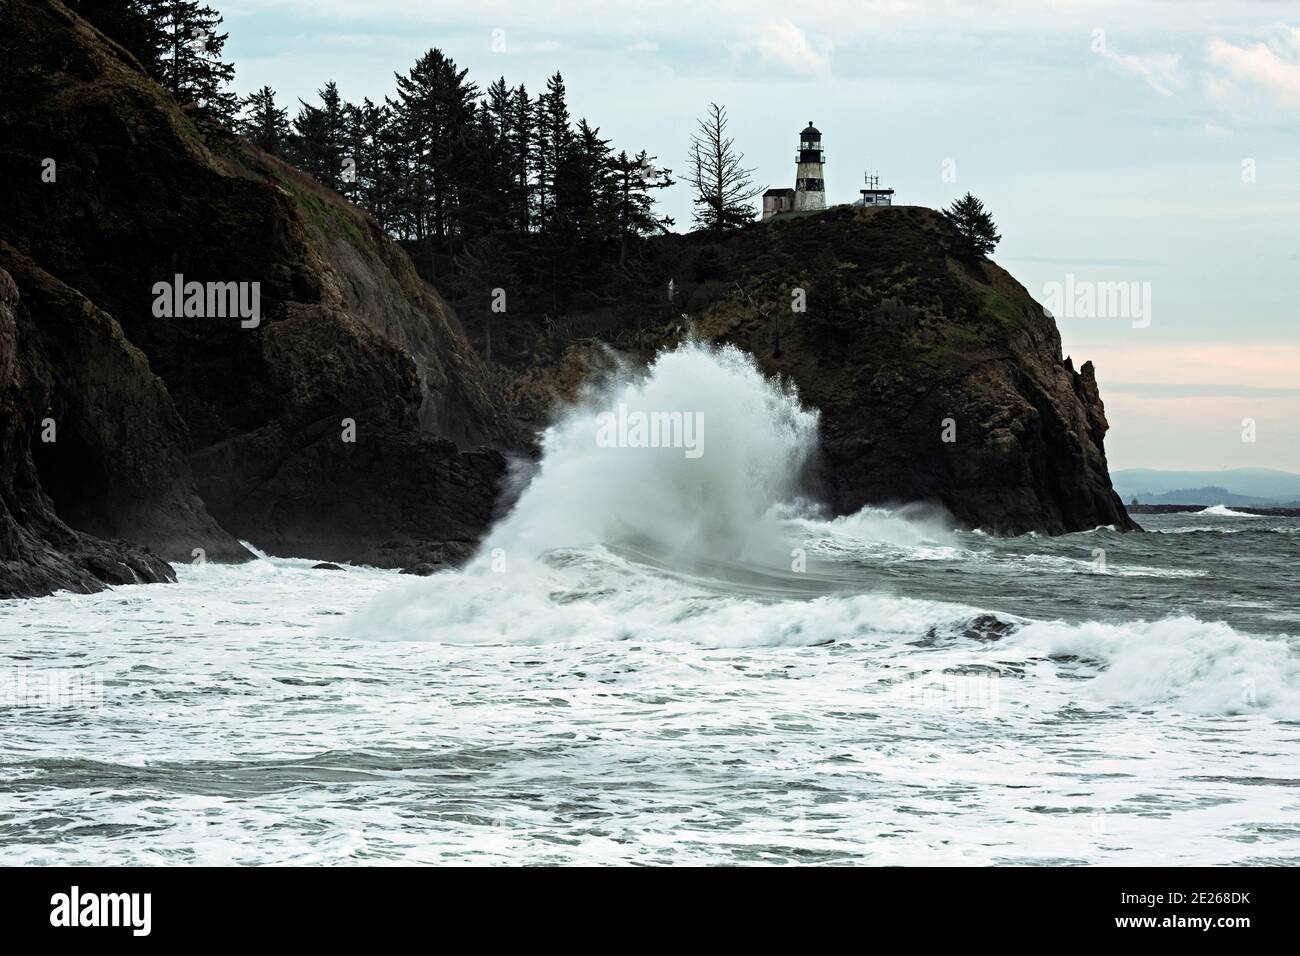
0;264;176;597
1;244;248;566
735;209;1136;534
0;0;509;593
471;206;1137;535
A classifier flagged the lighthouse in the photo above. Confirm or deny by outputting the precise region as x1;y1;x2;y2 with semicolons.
793;121;826;212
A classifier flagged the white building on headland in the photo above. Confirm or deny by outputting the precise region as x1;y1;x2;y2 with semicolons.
761;187;794;221
762;123;896;220
856;172;894;208
762;121;826;221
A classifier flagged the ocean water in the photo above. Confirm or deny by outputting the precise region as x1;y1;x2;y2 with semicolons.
2;344;1298;865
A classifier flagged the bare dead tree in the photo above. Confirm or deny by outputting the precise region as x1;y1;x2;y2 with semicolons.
687;103;762;233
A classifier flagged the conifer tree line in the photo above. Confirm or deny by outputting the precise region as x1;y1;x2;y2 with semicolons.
73;1;678;264
257;63;675;259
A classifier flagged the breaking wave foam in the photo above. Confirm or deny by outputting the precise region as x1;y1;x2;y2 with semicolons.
481;341;818;567
1010;616;1300;718
345;342;1300;720
1196;505;1259;517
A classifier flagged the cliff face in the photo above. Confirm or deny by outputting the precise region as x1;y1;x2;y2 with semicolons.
0;262;176;597
462;206;1137;535
1;244;247;566
0;0;510;593
727;206;1134;534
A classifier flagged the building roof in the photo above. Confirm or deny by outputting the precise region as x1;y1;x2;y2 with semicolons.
801;121;821;138
764;187;796;196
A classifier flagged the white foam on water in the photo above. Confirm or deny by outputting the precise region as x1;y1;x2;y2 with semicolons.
1196;504;1260;517
787;503;958;554
348;341;1300;724
6;559;1299;865
346;545;983;648
1009;615;1300;718
10;344;1299;863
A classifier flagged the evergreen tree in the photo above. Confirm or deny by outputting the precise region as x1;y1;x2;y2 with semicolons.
339;101;366;205
506;84;534;231
156;1;237;123
943;192;1002;256
389;49;479;250
454;104;508;239
237;86;290;156
344;98;396;226
610;150;674;261
288;98;324;181
485;77;513;166
290;81;349;191
317;81;347;191
686;103;760;233
557;119;613;240
475;78;517;233
532;72;571;231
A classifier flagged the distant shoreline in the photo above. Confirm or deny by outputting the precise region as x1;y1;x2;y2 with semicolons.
1128;504;1300;517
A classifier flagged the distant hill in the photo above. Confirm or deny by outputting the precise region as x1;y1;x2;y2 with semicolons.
1132;486;1287;507
1112;469;1300;505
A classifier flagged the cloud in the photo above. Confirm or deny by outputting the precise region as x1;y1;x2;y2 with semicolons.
732;18;831;76
1202;71;1238;111
1097;44;1185;96
1205;25;1300;114
493;37;561;55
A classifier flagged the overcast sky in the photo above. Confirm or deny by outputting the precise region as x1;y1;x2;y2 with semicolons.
222;0;1300;473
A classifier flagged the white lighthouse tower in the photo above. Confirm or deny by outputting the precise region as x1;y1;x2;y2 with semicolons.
793;121;826;212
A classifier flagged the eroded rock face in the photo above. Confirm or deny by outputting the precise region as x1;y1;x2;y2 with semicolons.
471;205;1136;535
0;264;176;598
764;210;1137;535
0;0;509;579
703;210;1137;534
1;245;249;566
